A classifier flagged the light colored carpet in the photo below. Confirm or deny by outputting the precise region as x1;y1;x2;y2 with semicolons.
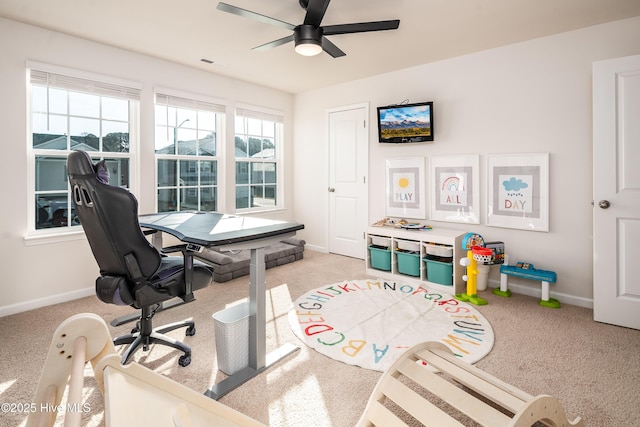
289;279;493;371
1;250;640;426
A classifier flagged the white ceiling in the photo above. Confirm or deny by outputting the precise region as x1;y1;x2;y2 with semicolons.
1;0;639;94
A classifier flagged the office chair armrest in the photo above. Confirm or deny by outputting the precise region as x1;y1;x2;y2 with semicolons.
160;244;196;303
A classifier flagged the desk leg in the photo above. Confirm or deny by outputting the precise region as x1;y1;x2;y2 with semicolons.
151;230;163;249
250;247;266;370
205;247;299;401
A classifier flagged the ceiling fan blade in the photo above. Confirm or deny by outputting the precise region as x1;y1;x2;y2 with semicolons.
323;20;400;36
253;35;295;52
303;0;331;27
321;37;346;58
217;2;296;31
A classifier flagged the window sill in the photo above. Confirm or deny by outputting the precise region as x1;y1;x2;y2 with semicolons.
24;229;86;246
234;207;288;216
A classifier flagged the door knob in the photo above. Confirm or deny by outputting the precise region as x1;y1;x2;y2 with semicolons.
328;187;335;192
598;200;611;209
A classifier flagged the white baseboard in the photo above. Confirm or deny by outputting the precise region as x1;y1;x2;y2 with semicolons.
311;250;594;308
0;263;594;318
0;287;94;318
305;244;328;253
486;278;593;309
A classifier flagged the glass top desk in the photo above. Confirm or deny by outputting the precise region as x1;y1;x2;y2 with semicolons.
139;211;305;400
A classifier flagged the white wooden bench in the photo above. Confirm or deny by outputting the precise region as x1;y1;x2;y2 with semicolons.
356;341;583;427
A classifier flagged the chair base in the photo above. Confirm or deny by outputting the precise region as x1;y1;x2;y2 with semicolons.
114;316;196;367
110;297;188;327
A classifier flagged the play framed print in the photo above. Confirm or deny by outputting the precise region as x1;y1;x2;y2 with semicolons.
385;157;425;219
487;153;549;231
429;155;479;224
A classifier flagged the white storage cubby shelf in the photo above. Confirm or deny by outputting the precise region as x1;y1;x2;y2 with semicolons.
366;226;466;295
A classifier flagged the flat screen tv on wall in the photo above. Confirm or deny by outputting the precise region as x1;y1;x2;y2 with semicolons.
377;101;434;143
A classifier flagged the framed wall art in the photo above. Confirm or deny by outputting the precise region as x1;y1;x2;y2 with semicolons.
487;153;549;231
385;157;425;219
429;155;479;224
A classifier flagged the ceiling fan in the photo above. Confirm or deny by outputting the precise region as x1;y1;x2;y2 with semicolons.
216;0;400;58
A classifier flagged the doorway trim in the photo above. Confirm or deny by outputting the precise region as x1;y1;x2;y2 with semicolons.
326;102;369;258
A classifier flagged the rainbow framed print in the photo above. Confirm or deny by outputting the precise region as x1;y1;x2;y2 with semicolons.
487;153;549;231
385;157;425;219
429;155;480;224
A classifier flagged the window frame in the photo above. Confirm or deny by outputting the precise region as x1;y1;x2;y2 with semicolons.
26;62;141;241
154;89;226;213
234;105;284;213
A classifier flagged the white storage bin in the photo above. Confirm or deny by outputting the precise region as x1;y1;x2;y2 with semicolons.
423;243;453;257
396;239;420;252
370;235;391;247
213;302;250;375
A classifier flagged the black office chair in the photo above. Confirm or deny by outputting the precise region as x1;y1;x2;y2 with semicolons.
67;150;213;367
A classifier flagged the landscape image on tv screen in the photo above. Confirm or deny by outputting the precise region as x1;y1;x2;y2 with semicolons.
378;102;433;142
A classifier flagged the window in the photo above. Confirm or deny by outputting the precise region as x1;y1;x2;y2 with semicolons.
155;92;224;213
235;107;283;211
29;64;140;233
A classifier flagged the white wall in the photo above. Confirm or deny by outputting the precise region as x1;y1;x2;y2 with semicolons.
292;16;640;306
0;17;294;316
3;16;640;315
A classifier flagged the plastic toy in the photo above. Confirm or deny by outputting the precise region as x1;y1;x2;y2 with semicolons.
484;241;505;264
494;255;560;308
455;233;488;305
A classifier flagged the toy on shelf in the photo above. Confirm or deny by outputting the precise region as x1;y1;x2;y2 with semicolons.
371;217;433;231
495;255;560;308
455;233;488;306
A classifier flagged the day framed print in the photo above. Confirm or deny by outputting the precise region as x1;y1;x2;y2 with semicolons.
487;153;549;231
429;155;479;224
385;157;425;219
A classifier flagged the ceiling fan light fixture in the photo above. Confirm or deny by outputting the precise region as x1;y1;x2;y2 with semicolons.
295;41;322;56
218;2;400;59
294;25;323;56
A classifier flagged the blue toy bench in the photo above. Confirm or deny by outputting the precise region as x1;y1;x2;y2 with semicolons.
494;259;560;308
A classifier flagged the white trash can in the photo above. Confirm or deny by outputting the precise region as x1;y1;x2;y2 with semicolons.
213;301;250;375
476;264;491;291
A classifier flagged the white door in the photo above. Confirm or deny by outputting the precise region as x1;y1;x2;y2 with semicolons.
593;54;640;330
328;104;368;259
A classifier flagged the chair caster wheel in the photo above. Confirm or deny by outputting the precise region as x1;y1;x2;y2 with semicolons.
186;325;196;336
131;327;139;334
179;354;191;367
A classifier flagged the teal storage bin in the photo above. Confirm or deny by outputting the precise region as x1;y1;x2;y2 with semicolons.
369;246;391;271
425;258;453;286
396;251;420;277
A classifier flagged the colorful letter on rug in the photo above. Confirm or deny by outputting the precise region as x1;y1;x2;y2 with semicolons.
288;279;494;372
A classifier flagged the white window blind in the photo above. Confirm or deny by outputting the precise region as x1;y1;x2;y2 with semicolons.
236;106;284;123
156;93;226;113
30;70;142;100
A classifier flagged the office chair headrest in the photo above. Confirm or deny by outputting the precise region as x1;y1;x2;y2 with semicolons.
70;150;110;185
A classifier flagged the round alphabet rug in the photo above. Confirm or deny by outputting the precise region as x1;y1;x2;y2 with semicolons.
288;279;494;372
